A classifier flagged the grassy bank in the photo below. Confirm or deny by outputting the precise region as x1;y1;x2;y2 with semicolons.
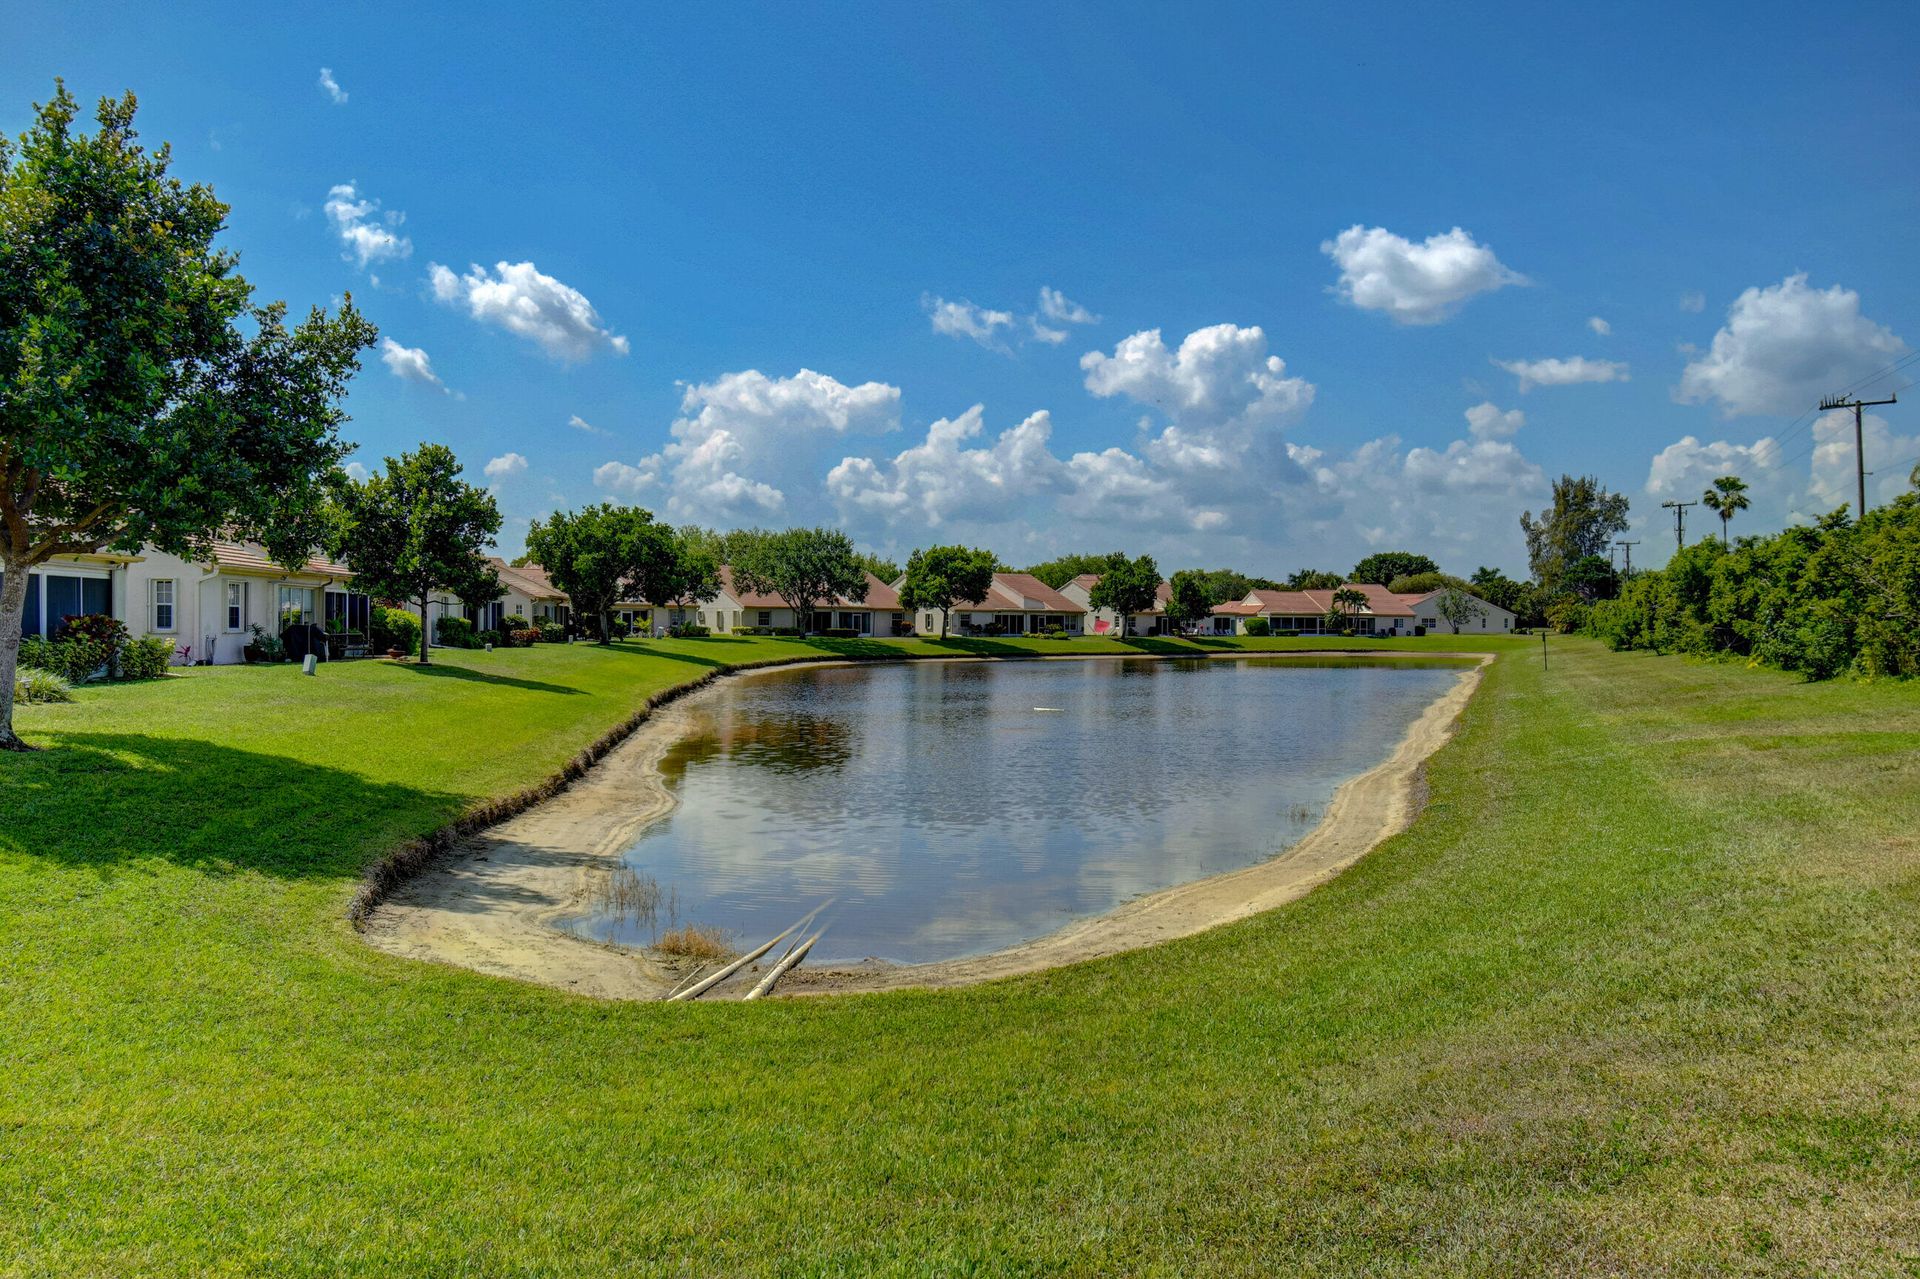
3;635;1916;1274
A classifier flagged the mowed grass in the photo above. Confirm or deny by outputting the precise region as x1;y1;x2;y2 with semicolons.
2;634;1916;1275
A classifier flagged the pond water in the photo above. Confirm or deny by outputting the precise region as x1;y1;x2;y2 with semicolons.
572;656;1466;965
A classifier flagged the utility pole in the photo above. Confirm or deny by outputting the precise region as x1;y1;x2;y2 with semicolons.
1818;391;1898;518
1660;500;1696;552
1615;539;1638;577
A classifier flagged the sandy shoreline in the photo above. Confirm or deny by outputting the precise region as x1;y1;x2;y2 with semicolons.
361;651;1489;999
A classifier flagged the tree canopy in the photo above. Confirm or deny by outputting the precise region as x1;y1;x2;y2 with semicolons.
1522;475;1630;595
328;445;501;665
1162;570;1216;630
525;504;672;643
730;527;868;627
1349;552;1439;586
1088;554;1160;634
1021;551;1130;590
899;545;996;639
1284;568;1344;591
0;83;376;745
1702;475;1751;546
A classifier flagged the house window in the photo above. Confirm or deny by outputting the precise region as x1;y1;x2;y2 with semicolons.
225;582;246;631
758;610;772;627
277;586;314;631
151;579;176;632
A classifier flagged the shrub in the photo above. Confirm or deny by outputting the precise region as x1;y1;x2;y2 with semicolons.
435;615;477;649
477;630;502;648
1412;624;1426;637
535;620;565;644
20;635;112;683
670;623;711;638
13;667;74;704
119;635;177;680
508;628;542;647
1544;597;1590;634
820;627;860;638
371;606;421;657
56;614;128;678
1243;618;1270;636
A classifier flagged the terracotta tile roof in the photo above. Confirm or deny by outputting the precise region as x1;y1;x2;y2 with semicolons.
208;540;353;580
1061;573;1169;613
486;557;569;602
1237;583;1415;618
955;572;1080;613
716;566;902;612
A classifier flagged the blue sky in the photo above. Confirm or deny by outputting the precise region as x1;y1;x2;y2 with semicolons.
9;2;1918;575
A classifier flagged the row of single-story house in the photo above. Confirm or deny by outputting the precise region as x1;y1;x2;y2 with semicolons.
10;544;1515;664
11;543;372;665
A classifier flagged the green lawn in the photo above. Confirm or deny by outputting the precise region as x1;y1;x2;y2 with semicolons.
3;634;1916;1275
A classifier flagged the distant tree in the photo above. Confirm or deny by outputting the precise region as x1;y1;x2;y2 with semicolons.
899;544;996;639
731;527;867;631
0;84;375;747
648;531;723;618
1468;566;1529;615
1163;570;1215;632
1433;588;1488;634
1285;568;1344;591
1089;554;1161;638
1702;475;1751;547
852;550;901;584
1561;554;1621;602
1350;552;1438;586
330;445;502;665
1387;571;1479;597
1521;475;1630;594
525;504;670;643
1022;551;1130;590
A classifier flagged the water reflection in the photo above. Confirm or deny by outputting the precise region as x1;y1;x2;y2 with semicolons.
575;657;1464;964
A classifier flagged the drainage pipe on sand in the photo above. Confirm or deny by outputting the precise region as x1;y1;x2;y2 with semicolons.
665;926;797;1002
742;929;822;1000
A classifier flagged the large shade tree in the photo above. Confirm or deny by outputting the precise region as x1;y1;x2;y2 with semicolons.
1088;554;1161;638
525;504;672;643
1521;475;1630;595
899;544;996;639
639;530;723;630
0;84;375;748
1163;570;1217;633
1350;552;1438;586
730;527;867;631
329;445;501;665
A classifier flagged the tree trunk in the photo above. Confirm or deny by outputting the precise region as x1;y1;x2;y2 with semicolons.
938;601;948;640
0;555;33;749
599;607;611;645
417;594;431;665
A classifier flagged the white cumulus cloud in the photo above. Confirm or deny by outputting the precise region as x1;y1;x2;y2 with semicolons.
1675;274;1907;417
568;414;608;436
342;461;369;482
1494;355;1630;392
317;68;347;106
594;368;900;524
1464;401;1525;440
325;183;410;269
429;261;629;362
924;295;1015;350
484;453;528;481
1588;316;1611;336
1321;225;1525;325
1038;286;1100;326
378;337;445;390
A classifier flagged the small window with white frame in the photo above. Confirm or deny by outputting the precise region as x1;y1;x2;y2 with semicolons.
225;581;245;631
151;579;176;632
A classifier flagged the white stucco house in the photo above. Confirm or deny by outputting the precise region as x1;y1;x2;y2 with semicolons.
118;541;369;664
910;572;1083;637
1400;588;1516;635
1058;575;1177;636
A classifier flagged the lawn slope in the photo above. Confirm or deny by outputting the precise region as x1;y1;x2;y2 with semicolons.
2;635;1915;1275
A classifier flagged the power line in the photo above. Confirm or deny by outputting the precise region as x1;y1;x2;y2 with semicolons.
1660;500;1697;551
1615;539;1638;575
1818;391;1899;517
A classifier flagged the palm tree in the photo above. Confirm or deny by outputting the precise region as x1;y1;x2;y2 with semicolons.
1330;586;1368;635
1701;475;1750;547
